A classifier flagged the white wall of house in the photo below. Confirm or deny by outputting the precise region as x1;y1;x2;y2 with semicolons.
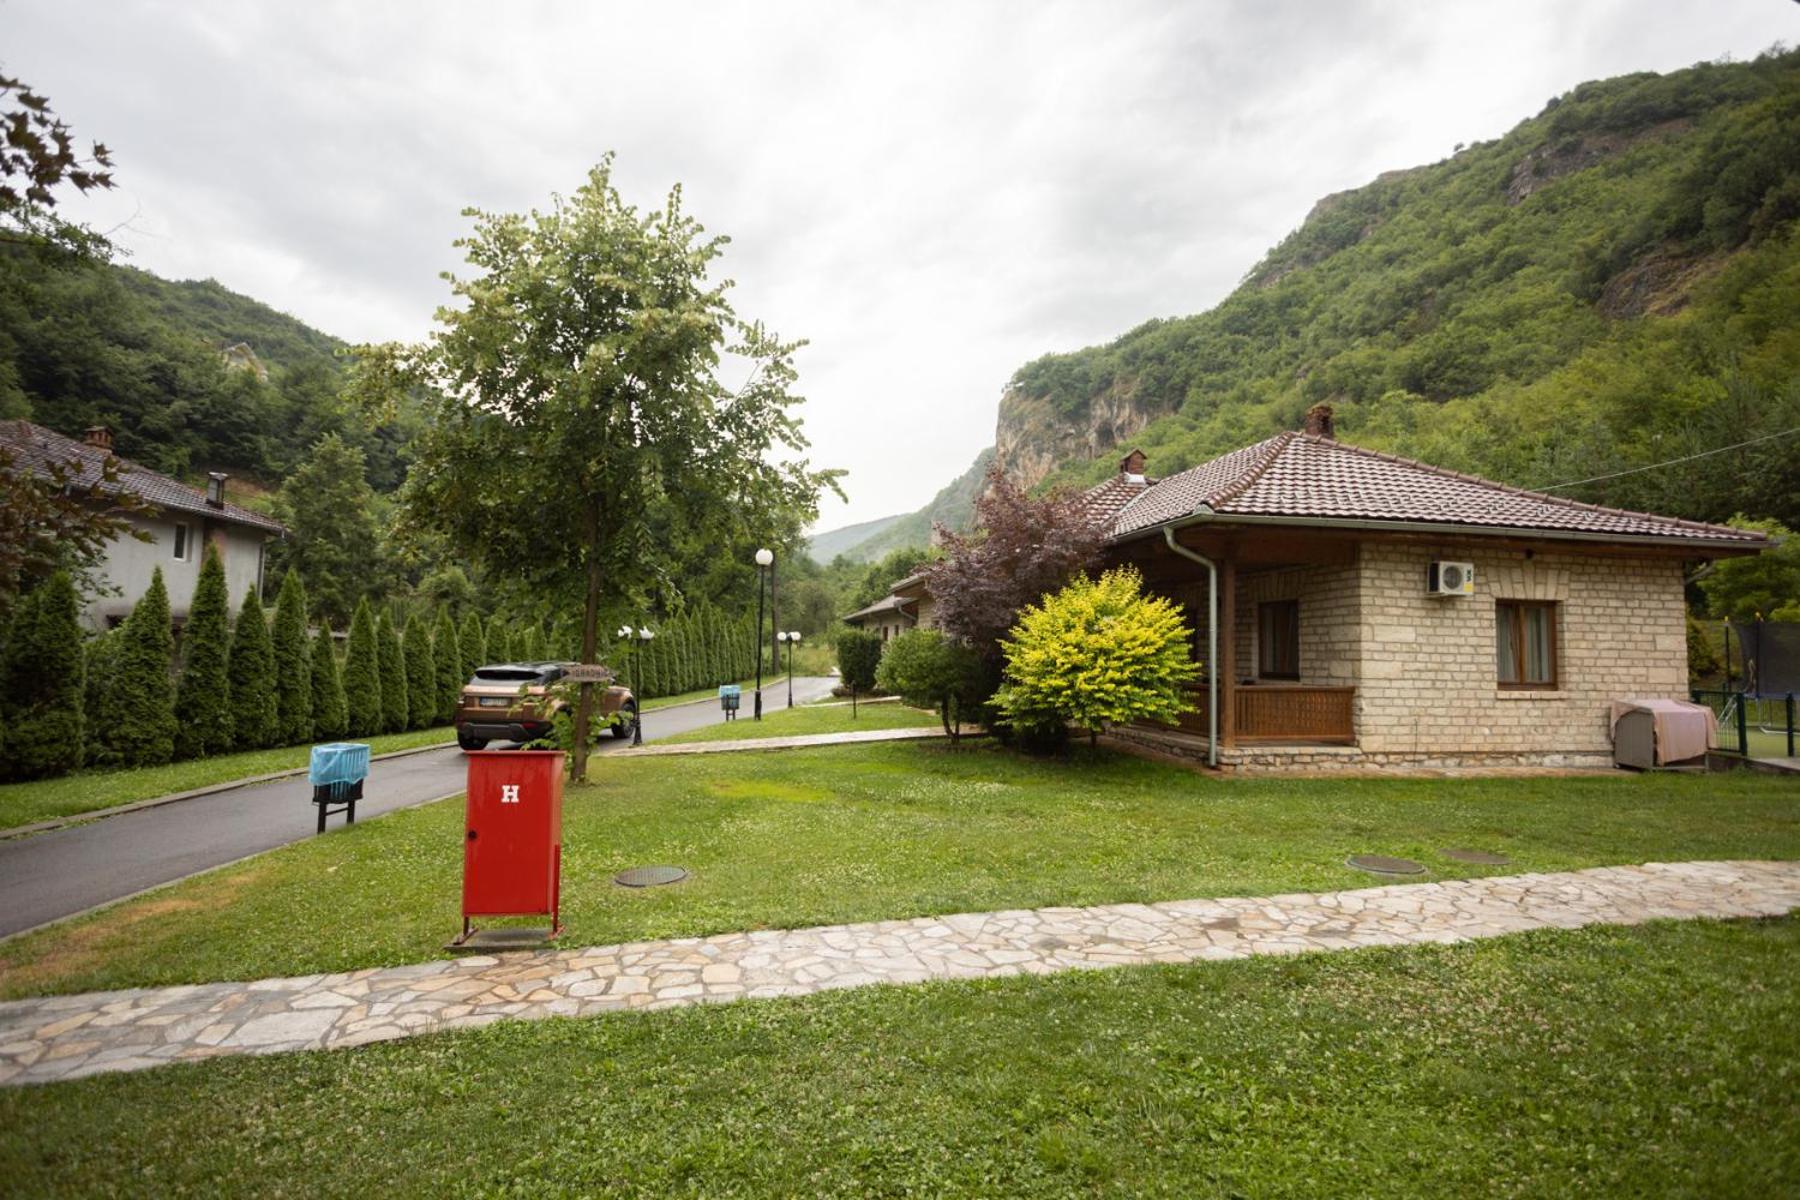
84;512;270;629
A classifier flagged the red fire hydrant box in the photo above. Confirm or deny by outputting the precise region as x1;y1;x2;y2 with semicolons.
457;750;564;944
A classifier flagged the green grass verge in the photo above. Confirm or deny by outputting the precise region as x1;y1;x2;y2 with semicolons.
3;742;1796;998
656;697;940;743
0;727;456;832
2;916;1795;1196
639;677;762;713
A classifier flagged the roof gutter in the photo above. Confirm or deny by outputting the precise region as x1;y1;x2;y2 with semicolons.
1161;524;1218;768
1120;511;1764;553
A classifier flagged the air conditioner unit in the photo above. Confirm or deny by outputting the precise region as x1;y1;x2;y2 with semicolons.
1427;561;1476;596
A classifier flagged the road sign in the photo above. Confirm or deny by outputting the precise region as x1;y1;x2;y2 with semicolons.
563;663;613;684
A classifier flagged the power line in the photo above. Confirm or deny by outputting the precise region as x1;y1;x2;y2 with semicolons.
1530;426;1800;493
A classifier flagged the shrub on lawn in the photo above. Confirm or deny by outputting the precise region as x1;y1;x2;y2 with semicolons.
875;628;986;741
174;545;233;760
377;609;408;732
0;571;85;780
402;612;436;730
310;623;348;741
227;588;278;750
343;597;383;737
81;627;116;765
995;566;1198;750
432;605;461;722
835;627;882;701
270;569;313;746
96;568;177;768
459;608;486;680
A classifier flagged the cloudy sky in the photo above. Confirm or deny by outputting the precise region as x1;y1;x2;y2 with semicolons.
6;1;1794;531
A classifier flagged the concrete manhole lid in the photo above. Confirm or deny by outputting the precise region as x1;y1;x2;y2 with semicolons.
614;866;688;888
1442;848;1512;865
1345;854;1426;876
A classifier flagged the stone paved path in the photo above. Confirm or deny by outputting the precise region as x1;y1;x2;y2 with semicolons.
2;860;1794;1087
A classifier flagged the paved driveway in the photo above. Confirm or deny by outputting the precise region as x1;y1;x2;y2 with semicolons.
0;677;836;940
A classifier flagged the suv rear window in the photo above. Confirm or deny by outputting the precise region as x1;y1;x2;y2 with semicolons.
472;667;552;684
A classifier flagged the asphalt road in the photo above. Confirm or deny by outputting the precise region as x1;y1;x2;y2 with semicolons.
0;676;837;940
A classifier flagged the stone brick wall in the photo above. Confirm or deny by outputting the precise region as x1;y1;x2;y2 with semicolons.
1234;564;1361;686
1353;541;1688;760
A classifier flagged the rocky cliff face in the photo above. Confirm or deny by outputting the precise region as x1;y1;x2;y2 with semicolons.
995;380;1160;491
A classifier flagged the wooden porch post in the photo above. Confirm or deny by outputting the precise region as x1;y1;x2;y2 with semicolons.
1219;558;1236;748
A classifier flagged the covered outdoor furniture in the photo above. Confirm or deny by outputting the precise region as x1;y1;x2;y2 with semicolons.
1609;699;1715;768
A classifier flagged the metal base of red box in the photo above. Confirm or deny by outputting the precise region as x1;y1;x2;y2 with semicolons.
446;922;563;952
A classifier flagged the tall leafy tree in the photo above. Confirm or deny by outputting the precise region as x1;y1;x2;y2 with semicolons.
401;612;436;730
485;614;511;664
174;545;233;759
343;597;383;737
96;568;177;767
273;434;384;628
270;568;313;745
458;609;487;680
384;159;837;779
432;605;462;722
0;70;115;254
0;572;84;779
376;609;407;732
310;624;348;741
227;589;278;750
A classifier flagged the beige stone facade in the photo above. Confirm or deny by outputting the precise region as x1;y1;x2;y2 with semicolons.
1140;538;1691;771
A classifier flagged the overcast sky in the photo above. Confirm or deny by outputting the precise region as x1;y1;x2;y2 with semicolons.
5;1;1795;531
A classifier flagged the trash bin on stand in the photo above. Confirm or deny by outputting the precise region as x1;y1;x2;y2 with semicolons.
454;750;565;947
719;684;741;721
309;742;369;833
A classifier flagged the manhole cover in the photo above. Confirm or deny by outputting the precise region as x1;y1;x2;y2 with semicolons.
1345;854;1426;876
1442;848;1512;865
614;865;688;888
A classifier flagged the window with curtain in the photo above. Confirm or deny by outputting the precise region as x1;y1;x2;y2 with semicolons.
1257;599;1299;680
1496;600;1557;688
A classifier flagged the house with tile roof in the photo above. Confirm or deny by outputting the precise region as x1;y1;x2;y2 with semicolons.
0;421;287;629
1092;405;1767;770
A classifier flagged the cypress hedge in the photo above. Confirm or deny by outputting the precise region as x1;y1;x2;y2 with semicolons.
376;610;407;732
310;624;348;741
344;597;383;737
402;612;436;730
486;613;510;664
0;572;85;780
99;567;177;768
81;628;116;767
518;624;544;662
227;587;278;750
459;609;486;680
174;545;233;760
432;605;461;722
270;569;313;746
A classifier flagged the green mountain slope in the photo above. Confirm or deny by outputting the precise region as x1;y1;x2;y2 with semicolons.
808;513;906;563
811;447;994;563
1003;50;1800;528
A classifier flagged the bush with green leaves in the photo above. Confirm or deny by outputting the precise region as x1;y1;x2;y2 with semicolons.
995;567;1198;749
458;609;486;681
270;569;313;746
874;628;985;741
1698;517;1800;622
402;612;436;730
0;571;85;780
96;567;177;768
486;614;511;664
310;624;348;741
81;628;116;766
432;606;461;722
174;545;233;759
376;610;407;732
343;598;383;737
834;627;882;696
227;588;278;750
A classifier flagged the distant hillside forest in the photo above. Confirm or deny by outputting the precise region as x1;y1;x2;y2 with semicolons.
0;253;417;491
1008;49;1800;529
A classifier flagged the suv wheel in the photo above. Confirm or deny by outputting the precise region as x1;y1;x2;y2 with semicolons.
611;703;638;740
458;733;488;751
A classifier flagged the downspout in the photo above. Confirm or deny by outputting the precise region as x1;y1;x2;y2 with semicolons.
1162;524;1219;767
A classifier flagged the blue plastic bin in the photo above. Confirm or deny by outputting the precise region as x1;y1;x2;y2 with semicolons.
718;684;741;718
309;742;371;788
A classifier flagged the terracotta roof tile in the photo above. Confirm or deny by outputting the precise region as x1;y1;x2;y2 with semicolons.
1109;432;1764;546
0;420;287;536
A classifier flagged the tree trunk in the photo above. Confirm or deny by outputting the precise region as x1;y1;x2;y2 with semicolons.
571;496;603;782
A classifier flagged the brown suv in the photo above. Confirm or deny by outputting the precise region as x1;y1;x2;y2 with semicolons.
453;661;637;751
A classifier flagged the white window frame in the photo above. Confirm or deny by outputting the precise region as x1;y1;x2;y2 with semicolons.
171;522;193;562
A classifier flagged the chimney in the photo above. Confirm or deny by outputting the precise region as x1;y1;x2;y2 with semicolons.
206;472;228;508
1119;448;1148;482
1303;404;1336;439
83;425;113;452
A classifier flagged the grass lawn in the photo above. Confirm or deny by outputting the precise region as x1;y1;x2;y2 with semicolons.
657;696;942;743
2;741;1795;998
0;727;455;833
2;916;1794;1196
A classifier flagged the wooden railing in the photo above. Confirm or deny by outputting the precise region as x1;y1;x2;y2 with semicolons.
1235;685;1355;744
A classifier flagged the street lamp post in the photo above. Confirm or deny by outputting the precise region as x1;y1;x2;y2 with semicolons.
753;548;773;719
782;631;801;707
633;627;654;745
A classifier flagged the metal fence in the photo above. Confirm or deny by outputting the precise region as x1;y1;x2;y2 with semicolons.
1690;689;1797;759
